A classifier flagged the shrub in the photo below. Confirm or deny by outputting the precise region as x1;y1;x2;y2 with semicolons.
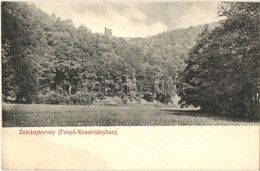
143;92;156;102
36;91;94;105
156;92;172;104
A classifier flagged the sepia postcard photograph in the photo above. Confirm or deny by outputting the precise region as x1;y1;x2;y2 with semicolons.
1;0;260;170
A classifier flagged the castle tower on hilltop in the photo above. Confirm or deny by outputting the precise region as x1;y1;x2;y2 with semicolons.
104;27;112;38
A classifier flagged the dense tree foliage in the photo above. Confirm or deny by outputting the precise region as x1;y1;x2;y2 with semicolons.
2;3;39;103
179;2;260;118
2;2;210;105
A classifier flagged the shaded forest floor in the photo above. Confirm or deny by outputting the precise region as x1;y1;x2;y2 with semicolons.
2;104;259;127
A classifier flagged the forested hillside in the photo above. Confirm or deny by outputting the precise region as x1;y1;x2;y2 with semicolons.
2;2;215;104
129;23;218;80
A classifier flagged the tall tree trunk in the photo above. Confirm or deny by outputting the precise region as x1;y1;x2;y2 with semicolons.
69;85;72;94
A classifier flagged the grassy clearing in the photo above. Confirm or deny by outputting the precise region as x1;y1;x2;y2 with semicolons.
2;104;259;127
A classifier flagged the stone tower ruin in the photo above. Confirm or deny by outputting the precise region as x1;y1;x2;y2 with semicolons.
104;27;112;37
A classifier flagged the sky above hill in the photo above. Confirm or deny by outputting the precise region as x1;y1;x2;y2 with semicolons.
33;1;222;38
